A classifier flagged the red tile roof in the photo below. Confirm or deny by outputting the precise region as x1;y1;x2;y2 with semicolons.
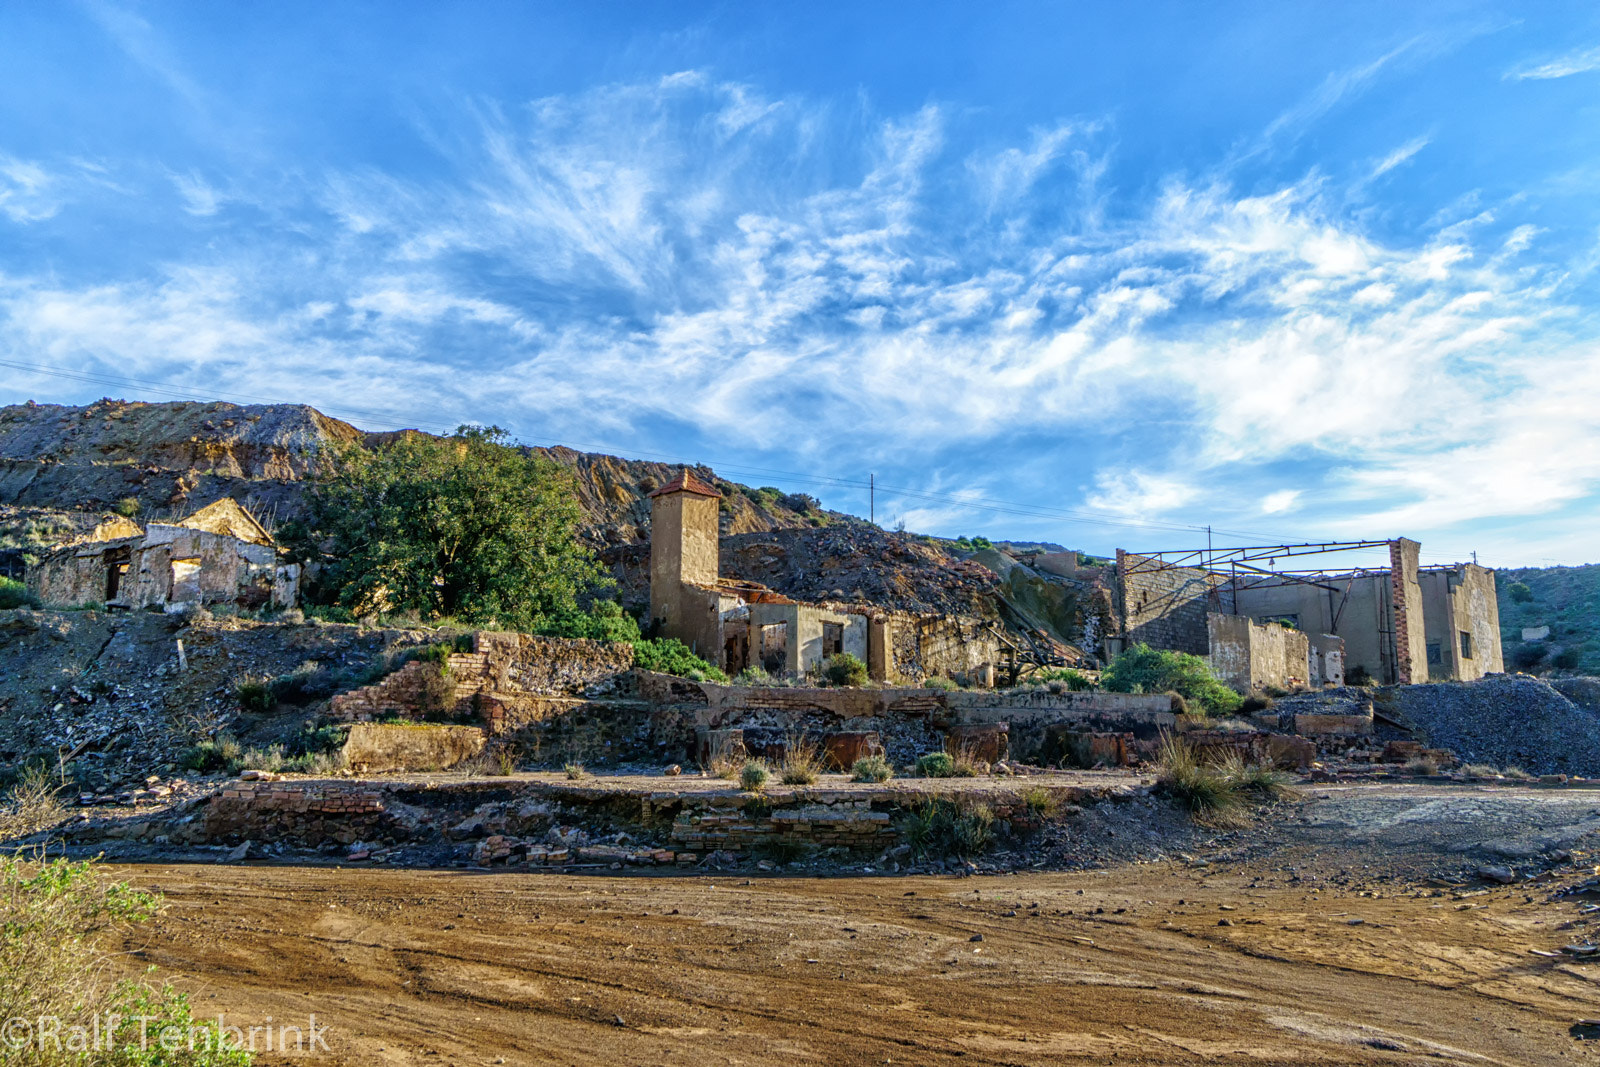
647;468;723;499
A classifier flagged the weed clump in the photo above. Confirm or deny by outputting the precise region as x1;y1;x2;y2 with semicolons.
896;799;995;859
0;856;252;1065
850;755;893;783
1156;733;1245;826
915;752;955;778
777;734;824;785
740;761;771;793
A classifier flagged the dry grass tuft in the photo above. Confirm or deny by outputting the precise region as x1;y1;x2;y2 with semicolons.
777;732;824;785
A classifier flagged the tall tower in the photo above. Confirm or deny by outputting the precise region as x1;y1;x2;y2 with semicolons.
648;469;723;641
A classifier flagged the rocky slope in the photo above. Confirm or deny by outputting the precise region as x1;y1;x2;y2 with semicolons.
0;399;1036;627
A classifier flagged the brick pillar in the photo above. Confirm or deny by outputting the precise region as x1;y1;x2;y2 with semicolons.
1388;538;1425;684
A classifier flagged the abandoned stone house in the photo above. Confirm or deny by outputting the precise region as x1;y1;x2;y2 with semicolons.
1113;538;1503;690
27;498;300;612
647;470;1002;683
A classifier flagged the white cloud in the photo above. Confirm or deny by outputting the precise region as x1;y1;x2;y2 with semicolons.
2;72;1598;561
1371;136;1430;179
1507;45;1600;81
1261;490;1300;515
0;157;60;222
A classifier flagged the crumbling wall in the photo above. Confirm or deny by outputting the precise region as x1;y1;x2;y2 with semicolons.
328;633;636;725
1206;613;1310;693
1419;564;1503;681
1115;551;1234;655
886;611;1002;683
341;723;485;774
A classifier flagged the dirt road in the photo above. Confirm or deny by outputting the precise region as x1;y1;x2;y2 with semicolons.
109;782;1600;1066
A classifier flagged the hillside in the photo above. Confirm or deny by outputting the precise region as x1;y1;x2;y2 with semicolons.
0;398;1021;625
1496;563;1600;675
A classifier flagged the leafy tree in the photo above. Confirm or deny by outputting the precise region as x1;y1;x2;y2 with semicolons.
297;426;604;631
1100;642;1242;716
1506;581;1534;604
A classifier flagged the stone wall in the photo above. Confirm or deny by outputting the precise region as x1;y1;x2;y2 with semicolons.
1115;551;1235;655
885;610;1004;683
341;723;485;774
633;670;1175;765
327;632;636;725
1206;612;1312;693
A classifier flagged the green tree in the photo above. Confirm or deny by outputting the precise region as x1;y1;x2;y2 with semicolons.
1505;581;1533;604
299;426;604;630
1100;642;1242;716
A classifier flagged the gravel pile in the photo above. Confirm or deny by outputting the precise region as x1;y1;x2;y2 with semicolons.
1385;675;1600;776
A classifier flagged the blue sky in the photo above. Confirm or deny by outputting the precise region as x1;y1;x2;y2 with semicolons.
2;2;1599;567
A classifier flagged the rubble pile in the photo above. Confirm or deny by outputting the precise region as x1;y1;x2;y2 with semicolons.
0;607;437;788
1384;675;1600;776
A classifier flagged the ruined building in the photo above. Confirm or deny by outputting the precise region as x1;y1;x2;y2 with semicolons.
647;470;1003;683
1113;538;1502;689
27;498;300;612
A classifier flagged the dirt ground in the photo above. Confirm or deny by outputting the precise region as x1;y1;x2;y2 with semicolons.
107;782;1600;1066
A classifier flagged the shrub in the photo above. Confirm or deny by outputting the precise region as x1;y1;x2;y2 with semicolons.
234;744;286;773
1346;665;1374;687
1506;581;1534;604
1461;763;1499;778
1404;756;1440;776
179;736;242;773
896;798;995;859
1037;667;1094;691
0;856;252;1066
233;676;275;715
915;752;956;778
1502;765;1533;780
740;761;770;792
1238;692;1276;714
922;676;959;692
113;496;141;518
947;747;984;777
538;599;642;643
1100;643;1242;716
0;576;37;610
734;666;770;685
563;762;586;780
850;755;893;783
777;734;823;785
632;637;728;682
822;652;869;688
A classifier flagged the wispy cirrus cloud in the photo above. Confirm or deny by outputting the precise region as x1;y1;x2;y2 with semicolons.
0;69;1596;562
1506;45;1600;80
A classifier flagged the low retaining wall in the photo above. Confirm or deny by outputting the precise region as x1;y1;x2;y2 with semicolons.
342;723;485;774
67;776;1130;860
